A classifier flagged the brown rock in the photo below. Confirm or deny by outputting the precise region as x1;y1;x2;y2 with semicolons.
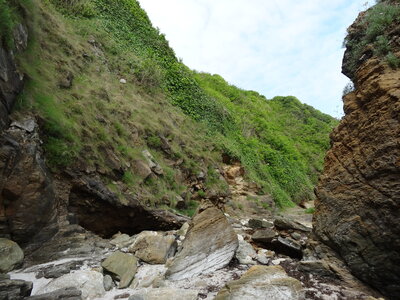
314;11;400;297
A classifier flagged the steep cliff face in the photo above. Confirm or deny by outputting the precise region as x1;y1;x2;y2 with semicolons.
314;2;400;297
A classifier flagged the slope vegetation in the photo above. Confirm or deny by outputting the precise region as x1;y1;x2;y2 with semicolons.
6;0;337;210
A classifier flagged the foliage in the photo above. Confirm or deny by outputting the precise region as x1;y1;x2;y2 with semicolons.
17;0;337;209
344;1;400;74
305;207;315;214
0;0;19;48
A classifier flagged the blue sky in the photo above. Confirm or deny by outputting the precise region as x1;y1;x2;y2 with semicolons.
138;0;373;117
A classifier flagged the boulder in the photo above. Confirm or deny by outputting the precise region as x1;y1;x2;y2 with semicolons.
247;218;274;229
0;278;32;300
128;231;176;264
0;238;24;272
274;217;311;232
101;251;138;288
142;150;163;175
298;260;336;278
28;287;82;300
235;237;257;265
103;275;115;291
165;204;238;280
130;265;166;289
110;233;135;249
129;288;198;300
36;270;105;299
132;160;152;181
251;228;276;244
215;265;304;300
271;237;303;259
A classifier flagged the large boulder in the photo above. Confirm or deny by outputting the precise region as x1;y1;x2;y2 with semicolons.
215;265;304;300
36;270;105;299
0;238;24;273
165;203;238;280
314;11;400;297
128;231;176;264
101;251;138;288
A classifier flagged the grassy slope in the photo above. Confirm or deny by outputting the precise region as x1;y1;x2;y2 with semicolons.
12;0;337;210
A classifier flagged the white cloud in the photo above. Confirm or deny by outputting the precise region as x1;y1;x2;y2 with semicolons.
138;0;373;117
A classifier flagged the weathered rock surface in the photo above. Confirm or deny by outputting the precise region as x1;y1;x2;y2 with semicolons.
215;265;304;300
0;24;28;131
128;231;176;264
101;251;138;288
0;238;24;272
251;228;276;244
165;204;238;280
0;277;32;300
0;119;55;244
235;236;257;265
27;287;82;300
274;217;311;232
36;270;105;299
314;11;400;297
129;288;198;300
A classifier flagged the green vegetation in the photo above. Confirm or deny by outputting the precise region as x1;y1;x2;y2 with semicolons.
0;0;17;48
344;1;400;74
305;207;315;214
13;0;337;213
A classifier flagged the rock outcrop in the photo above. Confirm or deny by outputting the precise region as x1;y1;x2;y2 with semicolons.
314;5;400;297
0;24;28;131
0;119;56;245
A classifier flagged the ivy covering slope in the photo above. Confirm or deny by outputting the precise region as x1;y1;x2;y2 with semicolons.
14;0;337;208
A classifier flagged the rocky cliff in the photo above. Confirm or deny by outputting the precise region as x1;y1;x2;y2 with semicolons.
314;2;400;298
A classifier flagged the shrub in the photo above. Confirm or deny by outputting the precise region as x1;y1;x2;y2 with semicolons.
386;52;400;68
0;0;16;48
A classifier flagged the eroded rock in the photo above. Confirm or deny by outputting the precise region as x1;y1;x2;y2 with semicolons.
165;204;238;280
215;265;304;300
0;278;32;300
101;251;138;288
128;231;176;264
0;238;24;273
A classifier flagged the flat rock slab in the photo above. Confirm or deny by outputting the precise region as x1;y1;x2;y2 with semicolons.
36;270;104;299
274;217;311;232
128;231;176;264
251;229;277;244
215;265;304;300
28;287;82;300
165;206;238;280
129;288;198;300
0;238;24;273
102;251;138;288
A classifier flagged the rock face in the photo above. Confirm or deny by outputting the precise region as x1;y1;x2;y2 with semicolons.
165;204;238;280
0;120;56;244
314;8;400;297
0;238;24;272
215;265;304;300
0;24;28;131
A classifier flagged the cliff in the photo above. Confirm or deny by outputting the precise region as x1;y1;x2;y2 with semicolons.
314;1;400;297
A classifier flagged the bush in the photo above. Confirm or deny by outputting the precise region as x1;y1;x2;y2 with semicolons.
0;0;16;48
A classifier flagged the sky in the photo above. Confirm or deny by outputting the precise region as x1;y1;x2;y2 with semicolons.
138;0;373;118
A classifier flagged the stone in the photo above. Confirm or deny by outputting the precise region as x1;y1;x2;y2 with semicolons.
298;260;336;278
247;219;274;229
28;287;82;300
274;217;311;232
0;279;32;300
132;160;152;181
251;228;277;244
36;270;105;299
271;237;303;259
235;239;257;265
120;78;127;84
0;238;24;272
128;288;198;300
130;265;166;288
142;150;163;175
215;265;304;300
101;251;138;288
128;231;176;264
10;119;36;133
110;233;135;249
165;205;238;280
314;9;400;297
103;274;114;291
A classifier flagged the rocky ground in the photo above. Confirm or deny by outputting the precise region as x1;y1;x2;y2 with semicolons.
1;196;384;300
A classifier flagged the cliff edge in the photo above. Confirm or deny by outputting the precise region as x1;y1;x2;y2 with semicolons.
314;1;400;298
